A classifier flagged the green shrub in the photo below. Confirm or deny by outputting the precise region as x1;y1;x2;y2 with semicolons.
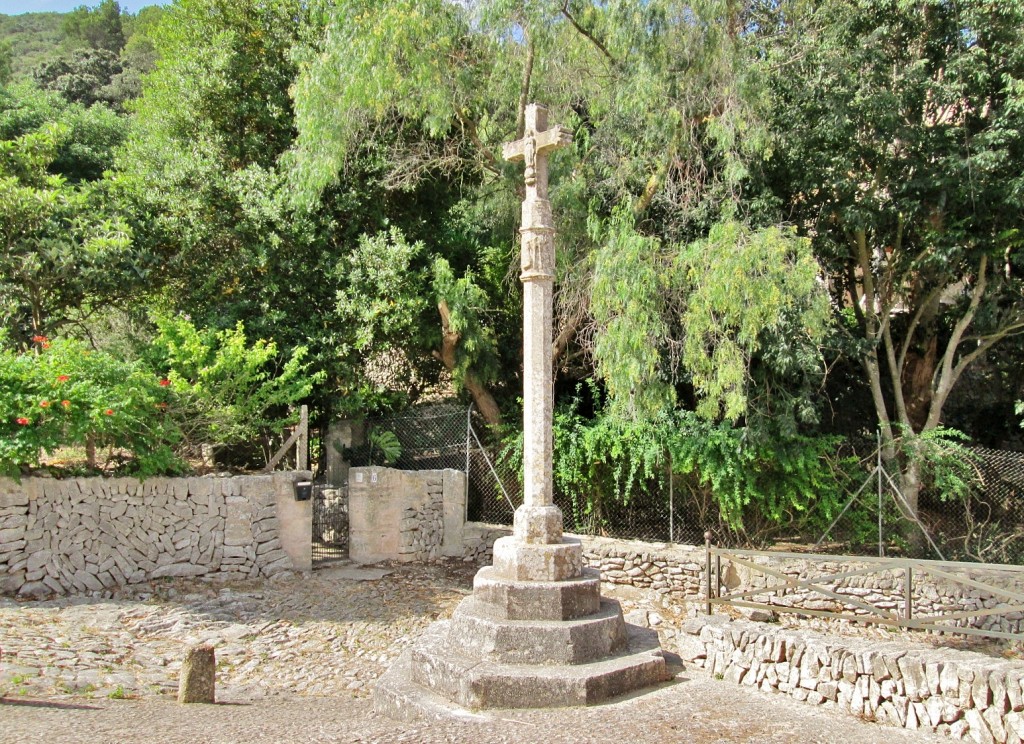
0;334;181;476
149;314;323;461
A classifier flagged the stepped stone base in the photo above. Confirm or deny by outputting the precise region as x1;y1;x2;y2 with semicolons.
373;554;669;718
450;597;627;664
375;618;667;719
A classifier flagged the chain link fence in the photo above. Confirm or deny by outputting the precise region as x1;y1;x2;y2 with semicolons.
344;405;1024;563
804;442;1024;563
344;403;519;525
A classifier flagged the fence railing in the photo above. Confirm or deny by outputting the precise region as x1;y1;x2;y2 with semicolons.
705;535;1024;642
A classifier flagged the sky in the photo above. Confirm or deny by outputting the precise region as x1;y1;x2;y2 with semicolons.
1;1;168;13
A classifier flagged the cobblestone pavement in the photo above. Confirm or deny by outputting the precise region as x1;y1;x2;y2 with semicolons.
0;561;951;743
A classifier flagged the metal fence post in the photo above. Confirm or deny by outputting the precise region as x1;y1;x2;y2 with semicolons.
465;404;473;524
668;455;674;544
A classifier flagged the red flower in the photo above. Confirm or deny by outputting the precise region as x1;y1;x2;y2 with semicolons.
15;417;29;425
32;335;48;343
57;375;70;383
61;400;71;408
104;409;114;416
158;378;171;387
155;402;168;410
39;400;50;408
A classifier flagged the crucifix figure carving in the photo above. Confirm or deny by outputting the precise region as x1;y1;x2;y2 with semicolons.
502;103;572;545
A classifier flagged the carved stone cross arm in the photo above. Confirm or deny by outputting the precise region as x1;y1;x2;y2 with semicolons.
502;104;573;197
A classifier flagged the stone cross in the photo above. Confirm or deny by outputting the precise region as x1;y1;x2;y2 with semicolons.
503;104;572;545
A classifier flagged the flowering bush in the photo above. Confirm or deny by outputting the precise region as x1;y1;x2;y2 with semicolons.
0;318;321;476
0;335;182;477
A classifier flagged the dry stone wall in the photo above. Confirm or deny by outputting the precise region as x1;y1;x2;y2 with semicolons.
683;616;1024;741
0;473;310;598
719;552;1024;637
461;526;1024;636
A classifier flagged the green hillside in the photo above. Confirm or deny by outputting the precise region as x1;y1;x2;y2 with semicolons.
0;13;65;81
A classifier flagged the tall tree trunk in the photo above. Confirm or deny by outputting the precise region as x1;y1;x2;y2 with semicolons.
902;335;938;430
433;300;502;428
896;453;927;555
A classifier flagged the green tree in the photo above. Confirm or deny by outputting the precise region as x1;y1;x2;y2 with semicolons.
289;0;797;429
0;86;135;345
62;0;126;54
149;314;323;463
33;48;123;107
1;83;127;182
114;0;478;424
0;41;12;87
762;0;1024;521
0;335;183;477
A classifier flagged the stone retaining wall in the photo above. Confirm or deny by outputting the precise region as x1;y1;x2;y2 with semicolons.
0;472;311;598
682;616;1024;741
462;526;1024;636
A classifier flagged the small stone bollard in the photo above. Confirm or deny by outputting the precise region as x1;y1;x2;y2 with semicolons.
178;644;216;704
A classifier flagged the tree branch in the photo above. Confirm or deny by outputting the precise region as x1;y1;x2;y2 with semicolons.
454;109;500;176
896;285;942;373
561;1;618;67
516;25;534;138
924;253;988;430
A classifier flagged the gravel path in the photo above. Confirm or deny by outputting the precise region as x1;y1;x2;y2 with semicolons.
0;561;951;743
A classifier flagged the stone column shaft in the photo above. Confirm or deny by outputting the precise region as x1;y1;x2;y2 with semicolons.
501;103;574;549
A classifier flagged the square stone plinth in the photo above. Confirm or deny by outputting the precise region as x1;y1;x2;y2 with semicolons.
513;504;563;544
491;536;583;582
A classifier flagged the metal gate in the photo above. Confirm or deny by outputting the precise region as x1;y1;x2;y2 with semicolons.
312;482;348;566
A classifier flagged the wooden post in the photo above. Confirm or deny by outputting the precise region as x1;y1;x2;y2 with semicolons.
297;405;309;471
705;531;712;616
905;565;913;622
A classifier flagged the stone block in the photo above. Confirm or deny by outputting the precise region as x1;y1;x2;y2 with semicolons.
993;671;1011;715
406;621;666;710
0;480;28;508
471;566;601;621
178;645;216;704
966;708;996;744
449;597;627;665
0;525;26;543
899;656;928;702
512;504;564;544
938;663;961;697
1007;712;1024;741
983;706;1008;743
151;563;208;579
491;536;582;582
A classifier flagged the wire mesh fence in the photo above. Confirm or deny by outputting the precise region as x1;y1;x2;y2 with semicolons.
344;403;519;525
344;404;1024;563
